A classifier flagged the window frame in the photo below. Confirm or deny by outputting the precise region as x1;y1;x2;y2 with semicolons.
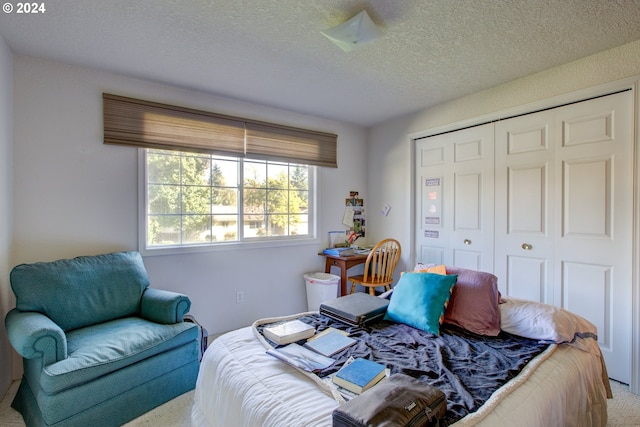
138;148;320;256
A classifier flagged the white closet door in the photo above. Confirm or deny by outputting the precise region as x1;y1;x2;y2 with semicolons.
414;124;494;271
494;110;556;303
495;91;633;383
553;92;633;384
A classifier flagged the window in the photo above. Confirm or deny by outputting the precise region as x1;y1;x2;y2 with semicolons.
144;149;315;250
102;93;334;253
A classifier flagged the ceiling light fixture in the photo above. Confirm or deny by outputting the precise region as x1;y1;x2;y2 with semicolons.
321;10;383;52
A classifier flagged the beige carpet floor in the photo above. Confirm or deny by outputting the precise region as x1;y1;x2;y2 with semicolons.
609;380;640;427
1;379;638;426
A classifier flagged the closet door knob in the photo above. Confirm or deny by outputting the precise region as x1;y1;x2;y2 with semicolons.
521;243;533;250
463;239;472;245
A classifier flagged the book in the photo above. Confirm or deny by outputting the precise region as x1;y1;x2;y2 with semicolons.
333;367;391;401
266;343;335;372
332;358;387;394
323;247;355;256
304;330;356;357
263;319;315;345
306;327;349;342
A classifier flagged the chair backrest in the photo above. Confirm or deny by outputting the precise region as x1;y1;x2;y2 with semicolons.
10;251;150;331
362;238;402;284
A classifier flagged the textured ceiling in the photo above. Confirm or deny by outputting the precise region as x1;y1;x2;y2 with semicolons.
2;0;640;127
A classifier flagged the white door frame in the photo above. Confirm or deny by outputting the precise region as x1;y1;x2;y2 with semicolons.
407;76;640;394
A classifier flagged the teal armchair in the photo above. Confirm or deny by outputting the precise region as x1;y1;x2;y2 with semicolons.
5;251;201;427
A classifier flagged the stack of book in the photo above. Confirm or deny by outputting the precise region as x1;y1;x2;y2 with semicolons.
263;319;315;345
264;321;373;380
322;247;355;256
332;358;387;395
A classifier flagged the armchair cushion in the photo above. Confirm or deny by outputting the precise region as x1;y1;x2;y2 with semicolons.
10;251;150;331
41;317;198;394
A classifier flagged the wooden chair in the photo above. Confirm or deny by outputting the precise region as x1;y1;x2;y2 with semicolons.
348;238;401;295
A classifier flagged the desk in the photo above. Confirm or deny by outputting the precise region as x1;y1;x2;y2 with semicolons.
319;252;368;296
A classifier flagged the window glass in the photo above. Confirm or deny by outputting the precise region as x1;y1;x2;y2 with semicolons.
144;149;314;250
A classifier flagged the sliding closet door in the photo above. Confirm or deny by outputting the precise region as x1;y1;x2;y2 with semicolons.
414;124;494;271
553;92;633;383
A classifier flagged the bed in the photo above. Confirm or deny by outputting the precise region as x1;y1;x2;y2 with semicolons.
192;266;611;427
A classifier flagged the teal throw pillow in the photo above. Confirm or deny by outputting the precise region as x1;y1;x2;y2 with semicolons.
384;272;458;335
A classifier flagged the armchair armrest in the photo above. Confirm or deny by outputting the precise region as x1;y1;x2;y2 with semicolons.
5;309;67;364
140;288;191;324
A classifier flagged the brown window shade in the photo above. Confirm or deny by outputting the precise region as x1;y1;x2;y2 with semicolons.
103;94;246;157
103;93;337;167
245;122;337;168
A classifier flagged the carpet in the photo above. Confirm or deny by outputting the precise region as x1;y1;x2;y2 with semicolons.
608;380;640;427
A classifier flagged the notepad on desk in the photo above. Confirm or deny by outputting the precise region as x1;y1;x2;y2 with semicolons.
332;358;386;395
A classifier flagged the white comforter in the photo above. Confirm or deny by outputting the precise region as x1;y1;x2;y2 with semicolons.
192;324;609;427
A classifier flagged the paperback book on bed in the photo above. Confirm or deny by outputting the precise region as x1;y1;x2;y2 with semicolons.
332;358;386;395
306;327;349;341
266;343;335;372
304;330;356;357
263;319;315;345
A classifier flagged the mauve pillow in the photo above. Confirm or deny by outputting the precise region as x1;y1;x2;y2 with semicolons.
443;266;501;336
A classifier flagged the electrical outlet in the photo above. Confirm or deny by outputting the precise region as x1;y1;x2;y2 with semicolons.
236;291;245;304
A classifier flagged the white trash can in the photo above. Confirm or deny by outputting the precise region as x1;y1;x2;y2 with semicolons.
304;272;340;311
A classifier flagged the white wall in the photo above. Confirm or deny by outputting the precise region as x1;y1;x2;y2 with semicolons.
0;35;14;394
11;56;367;352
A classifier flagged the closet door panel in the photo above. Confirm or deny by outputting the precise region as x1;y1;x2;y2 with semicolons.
508;164;547;234
415;132;451;266
554;92;633;383
454;172;480;231
562;261;611;349
506;255;546;301
415;124;494;271
449;125;494;271
495;110;555;302
420;246;445;266
562;157;610;237
453;250;482;270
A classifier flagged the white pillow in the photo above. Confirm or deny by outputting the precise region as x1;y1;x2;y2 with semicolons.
413;262;437;271
500;297;599;355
